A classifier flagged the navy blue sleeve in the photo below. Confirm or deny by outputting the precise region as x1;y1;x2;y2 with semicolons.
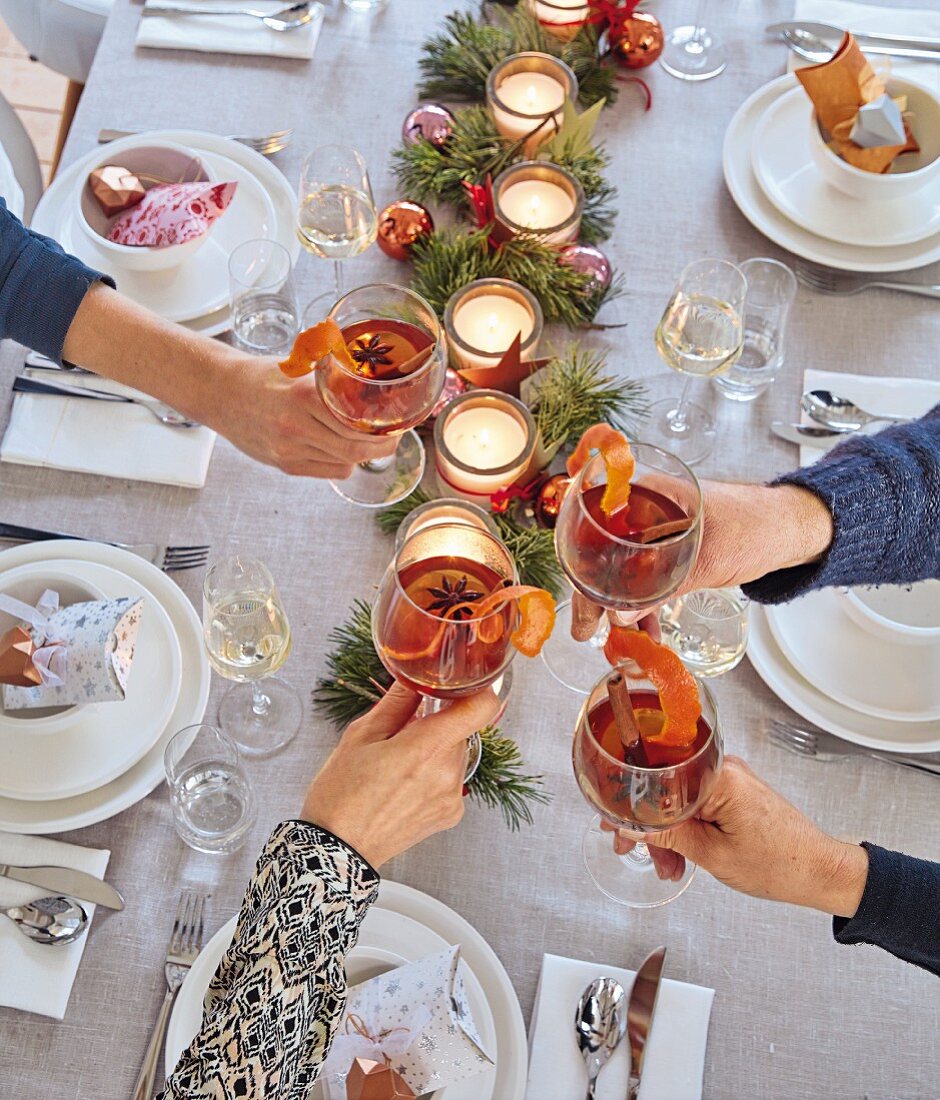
743;404;940;603
833;843;940;977
0;198;115;364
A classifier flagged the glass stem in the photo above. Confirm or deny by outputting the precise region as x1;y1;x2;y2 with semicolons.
362;435;400;474
419;694;445;717
692;0;709;43
250;680;271;717
670;376;695;433
333;260;344;299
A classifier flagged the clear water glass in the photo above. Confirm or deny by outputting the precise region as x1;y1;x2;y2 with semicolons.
714;259;797;402
343;0;389;10
164;724;257;854
229;239;299;356
659;588;750;677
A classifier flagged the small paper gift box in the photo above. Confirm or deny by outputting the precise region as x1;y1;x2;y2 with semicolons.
323;946;494;1100
345;1058;415;1100
88;164;146;217
850;94;907;149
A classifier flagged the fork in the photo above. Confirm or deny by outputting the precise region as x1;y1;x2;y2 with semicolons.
768;719;940;778
0;521;209;572
98;126;294;157
794;259;940;300
12;376;200;429
132;892;207;1100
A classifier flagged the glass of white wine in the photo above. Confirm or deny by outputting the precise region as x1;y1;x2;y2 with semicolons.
203;555;302;757
297;144;378;322
646;257;747;466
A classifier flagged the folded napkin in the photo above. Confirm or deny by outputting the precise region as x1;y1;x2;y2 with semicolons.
1;373;216;489
0;138;25;221
0;831;110;1019
799;368;940;467
137;0;323;60
526;953;715;1100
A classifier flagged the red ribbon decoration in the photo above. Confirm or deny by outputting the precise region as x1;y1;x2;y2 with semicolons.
489;476;544;515
462;174;495;229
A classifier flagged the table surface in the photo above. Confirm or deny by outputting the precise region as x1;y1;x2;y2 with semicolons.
1;1;939;1097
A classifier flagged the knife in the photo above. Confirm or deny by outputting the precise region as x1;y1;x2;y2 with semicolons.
766;21;940;58
771;421;844;447
626;946;666;1100
0;864;125;911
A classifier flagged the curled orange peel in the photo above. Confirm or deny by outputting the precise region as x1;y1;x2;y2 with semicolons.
566;424;635;518
279;319;356;378
465;585;556;658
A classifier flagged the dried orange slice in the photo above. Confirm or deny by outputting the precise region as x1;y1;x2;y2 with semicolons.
566;424;635;518
459;585;556;658
279;319;356;378
604;626;701;747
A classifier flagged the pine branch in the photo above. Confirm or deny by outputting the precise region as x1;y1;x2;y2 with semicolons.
469;725;551;831
374;486;436;535
311;599;392;727
551;143;617;244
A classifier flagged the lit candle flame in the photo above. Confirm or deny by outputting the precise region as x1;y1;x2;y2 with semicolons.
525;83;537;108
487;312;499;331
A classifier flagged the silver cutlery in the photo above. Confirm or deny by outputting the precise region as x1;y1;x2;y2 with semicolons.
795;260;940;300
132;891;207;1100
98;127;293;157
0;863;124;911
12;376;200;429
141;0;315;31
0;521;209;572
802;390;910;433
2;895;88;945
769;720;940;778
767;21;940;62
626;946;666;1100
574;977;626;1100
771;421;853;447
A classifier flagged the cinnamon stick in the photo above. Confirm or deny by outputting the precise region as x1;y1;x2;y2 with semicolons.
396;347;432;376
636;517;695;544
606;669;640;752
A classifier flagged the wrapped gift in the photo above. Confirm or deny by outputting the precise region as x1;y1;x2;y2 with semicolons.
345;1058;414;1100
107;181;237;247
850;94;907;149
323;946;494;1099
0;590;143;711
88;165;147;217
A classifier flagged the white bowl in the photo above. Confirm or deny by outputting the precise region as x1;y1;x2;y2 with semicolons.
808;76;940;201
76;141;215;272
842;580;940;647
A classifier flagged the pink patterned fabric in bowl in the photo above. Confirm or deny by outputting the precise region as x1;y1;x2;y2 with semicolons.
107;181;237;248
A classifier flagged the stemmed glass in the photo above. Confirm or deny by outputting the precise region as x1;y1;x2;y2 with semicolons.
541;442;703;693
573;668;722;906
203;555;302;758
645;258;747;466
297;144;378;319
318;283;447;507
660;0;727;81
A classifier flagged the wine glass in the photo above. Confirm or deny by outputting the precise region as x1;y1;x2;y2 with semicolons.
660;0;727;81
297;144;378;319
645;258;747;466
541;442;703;694
573;667;722;906
203;555;302;758
318;283;447;507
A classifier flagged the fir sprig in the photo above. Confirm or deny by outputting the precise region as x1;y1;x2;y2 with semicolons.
473;725;551;830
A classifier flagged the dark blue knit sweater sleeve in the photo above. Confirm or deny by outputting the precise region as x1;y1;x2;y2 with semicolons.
833;843;940;977
0;198;115;364
742;405;940;603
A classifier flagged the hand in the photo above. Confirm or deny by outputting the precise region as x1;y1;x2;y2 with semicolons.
300;684;500;868
609;756;869;918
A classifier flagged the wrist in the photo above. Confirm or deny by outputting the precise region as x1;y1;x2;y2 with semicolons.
299;797;384;869
806;837;869;918
752;485;834;574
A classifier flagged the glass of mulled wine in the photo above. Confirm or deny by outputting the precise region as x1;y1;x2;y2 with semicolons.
318;283;447;507
573;669;722;906
542;441;702;694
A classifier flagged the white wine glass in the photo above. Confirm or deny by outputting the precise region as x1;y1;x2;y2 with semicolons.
203;555;302;757
660;0;727;82
297;144;378;321
645;258;747;466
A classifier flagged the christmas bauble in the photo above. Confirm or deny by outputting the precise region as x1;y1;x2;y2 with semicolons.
559;244;612;293
610;12;664;69
535;474;570;529
376;200;434;261
401;103;456;148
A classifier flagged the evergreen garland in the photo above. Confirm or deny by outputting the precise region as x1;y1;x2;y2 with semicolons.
473;725;551;830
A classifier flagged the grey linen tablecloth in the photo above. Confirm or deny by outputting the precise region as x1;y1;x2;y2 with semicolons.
1;1;939;1096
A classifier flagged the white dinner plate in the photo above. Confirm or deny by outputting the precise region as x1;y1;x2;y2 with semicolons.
165;905;499;1100
723;74;940;272
0;541;209;833
747;604;940;752
752;87;940;248
0;558;182;800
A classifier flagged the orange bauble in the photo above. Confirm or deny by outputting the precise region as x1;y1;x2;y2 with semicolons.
610;12;664;69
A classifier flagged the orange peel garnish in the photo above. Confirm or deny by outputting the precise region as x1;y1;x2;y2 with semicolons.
467;585;556;658
567;424;635;518
604;626;701;747
279;319;356;378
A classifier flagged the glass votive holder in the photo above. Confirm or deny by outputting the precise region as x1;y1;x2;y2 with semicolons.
395;497;499;552
486;52;578;156
527;0;590;41
433;389;537;503
444;278;544;374
228;239;299;356
492;161;584;247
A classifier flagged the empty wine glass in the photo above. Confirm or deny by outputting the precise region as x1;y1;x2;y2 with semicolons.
660;0;727;81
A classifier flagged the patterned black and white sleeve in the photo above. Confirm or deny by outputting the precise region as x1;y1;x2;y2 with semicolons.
160;820;380;1100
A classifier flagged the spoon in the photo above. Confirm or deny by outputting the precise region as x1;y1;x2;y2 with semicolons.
575;976;627;1100
2;895;88;945
142;2;315;32
801;390;910;433
767;23;940;63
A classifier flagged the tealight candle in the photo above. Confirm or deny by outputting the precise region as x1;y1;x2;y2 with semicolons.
492;161;584;246
486;52;578;156
526;0;590;41
395;497;498;551
444;279;543;374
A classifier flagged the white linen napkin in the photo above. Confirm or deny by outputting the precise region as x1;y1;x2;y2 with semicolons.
526;953;715;1100
1;373;217;488
798;369;940;466
0;831;110;1019
136;0;324;60
790;1;940;92
0;138;25;220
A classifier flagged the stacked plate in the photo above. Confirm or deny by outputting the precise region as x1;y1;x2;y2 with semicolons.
0;541;210;834
723;74;940;272
30;130;300;337
164;879;528;1099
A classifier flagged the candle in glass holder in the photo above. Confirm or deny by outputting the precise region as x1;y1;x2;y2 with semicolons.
444;279;543;374
527;0;590;41
486;53;578;155
493;161;583;246
395;497;498;551
434;390;537;500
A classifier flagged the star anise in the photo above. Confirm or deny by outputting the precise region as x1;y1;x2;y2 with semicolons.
425;574;484;619
351;333;394;370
